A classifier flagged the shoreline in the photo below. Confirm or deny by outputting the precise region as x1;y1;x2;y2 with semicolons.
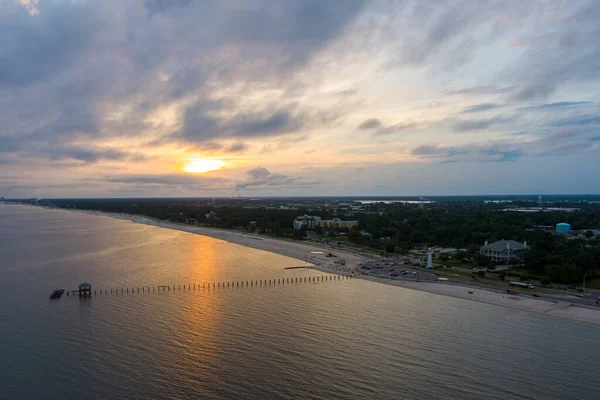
16;204;600;326
102;210;600;326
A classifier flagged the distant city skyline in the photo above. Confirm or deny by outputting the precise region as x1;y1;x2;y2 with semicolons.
1;1;599;197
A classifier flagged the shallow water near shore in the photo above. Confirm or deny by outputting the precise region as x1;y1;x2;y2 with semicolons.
1;205;599;399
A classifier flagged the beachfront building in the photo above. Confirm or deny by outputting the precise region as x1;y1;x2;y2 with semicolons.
318;218;359;230
479;240;527;262
293;216;358;230
293;215;321;230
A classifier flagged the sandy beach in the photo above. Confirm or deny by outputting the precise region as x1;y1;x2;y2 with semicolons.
67;209;600;326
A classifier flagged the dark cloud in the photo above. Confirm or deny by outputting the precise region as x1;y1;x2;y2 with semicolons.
221;0;365;59
0;0;365;165
443;86;513;96
357;119;420;136
549;114;600;127
451;115;516;132
143;0;192;17
411;143;524;163
392;2;511;68
0;2;100;89
534;141;594;156
383;1;599;100
247;167;271;181
522;101;593;110
225;142;249;153
529;125;600;156
411;145;439;156
236;167;320;190
358;119;382;130
459;103;504;113
0;136;20;153
259;145;274;155
413;122;599;163
44;147;147;164
104;174;230;188
178;106;306;143
276;135;310;151
508;2;600;100
0;138;146;165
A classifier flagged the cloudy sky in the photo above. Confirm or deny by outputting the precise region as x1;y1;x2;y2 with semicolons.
1;0;599;197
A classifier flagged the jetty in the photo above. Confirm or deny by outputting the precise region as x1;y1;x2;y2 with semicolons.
55;274;354;298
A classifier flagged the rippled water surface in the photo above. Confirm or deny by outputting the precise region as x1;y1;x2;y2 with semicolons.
1;205;599;399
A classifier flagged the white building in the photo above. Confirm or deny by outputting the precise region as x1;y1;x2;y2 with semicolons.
479;240;527;262
293;215;321;230
318;218;358;230
293;215;358;230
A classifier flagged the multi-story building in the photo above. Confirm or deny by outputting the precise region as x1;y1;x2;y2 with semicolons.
293;215;321;230
479;240;527;262
318;218;359;230
293;216;358;230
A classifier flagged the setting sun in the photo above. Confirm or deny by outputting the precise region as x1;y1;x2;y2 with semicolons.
182;158;226;173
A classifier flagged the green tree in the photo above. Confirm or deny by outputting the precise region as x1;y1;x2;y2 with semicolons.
292;229;305;240
347;226;360;242
474;254;491;267
541;276;552;286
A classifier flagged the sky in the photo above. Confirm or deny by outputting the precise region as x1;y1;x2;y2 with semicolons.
1;0;599;198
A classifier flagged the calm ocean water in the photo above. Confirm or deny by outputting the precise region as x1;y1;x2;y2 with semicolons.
0;205;598;400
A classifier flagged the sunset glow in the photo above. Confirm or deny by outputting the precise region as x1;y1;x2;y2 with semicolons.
182;158;226;173
1;1;599;197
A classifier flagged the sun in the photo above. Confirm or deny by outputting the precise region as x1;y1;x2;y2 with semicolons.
182;158;226;173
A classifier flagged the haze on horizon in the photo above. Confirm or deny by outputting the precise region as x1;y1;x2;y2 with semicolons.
1;0;599;198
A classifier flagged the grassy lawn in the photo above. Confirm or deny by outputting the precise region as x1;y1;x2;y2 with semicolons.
479;279;512;288
434;268;473;278
434;269;512;289
433;258;473;270
504;268;542;281
320;236;348;242
586;279;600;290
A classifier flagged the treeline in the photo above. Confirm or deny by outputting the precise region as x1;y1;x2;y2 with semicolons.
347;205;600;284
523;234;600;284
347;205;597;245
51;198;309;237
50;198;600;284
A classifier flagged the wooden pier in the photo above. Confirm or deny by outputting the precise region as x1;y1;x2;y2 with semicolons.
59;274;354;298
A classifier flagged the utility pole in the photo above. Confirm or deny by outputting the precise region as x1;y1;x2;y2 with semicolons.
505;242;511;276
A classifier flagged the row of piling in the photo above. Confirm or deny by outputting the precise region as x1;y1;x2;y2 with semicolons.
79;274;352;296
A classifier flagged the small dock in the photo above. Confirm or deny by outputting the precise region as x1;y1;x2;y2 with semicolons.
284;266;310;269
66;282;92;296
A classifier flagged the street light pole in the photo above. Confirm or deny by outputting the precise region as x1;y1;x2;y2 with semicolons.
583;273;588;292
